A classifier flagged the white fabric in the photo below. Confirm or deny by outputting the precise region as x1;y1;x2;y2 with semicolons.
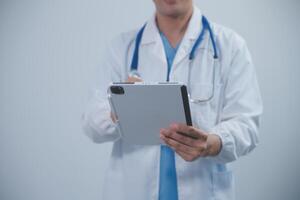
82;6;263;200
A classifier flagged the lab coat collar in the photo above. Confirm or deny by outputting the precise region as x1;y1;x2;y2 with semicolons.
141;6;205;67
141;6;203;45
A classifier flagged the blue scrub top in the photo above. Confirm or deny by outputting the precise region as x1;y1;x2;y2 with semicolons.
159;32;180;81
158;32;181;200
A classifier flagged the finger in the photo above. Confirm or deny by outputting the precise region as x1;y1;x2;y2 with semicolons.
161;134;207;161
161;128;208;156
162;140;195;162
170;123;208;140
160;133;198;155
127;76;142;83
110;112;118;123
161;128;197;147
174;149;196;162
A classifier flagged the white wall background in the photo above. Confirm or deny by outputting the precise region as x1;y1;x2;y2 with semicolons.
0;0;299;199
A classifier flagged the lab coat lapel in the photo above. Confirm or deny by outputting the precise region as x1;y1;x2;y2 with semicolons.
141;14;167;66
139;7;204;69
173;6;203;67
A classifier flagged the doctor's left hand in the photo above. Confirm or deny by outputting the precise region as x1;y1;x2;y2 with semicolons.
160;123;222;162
126;76;143;83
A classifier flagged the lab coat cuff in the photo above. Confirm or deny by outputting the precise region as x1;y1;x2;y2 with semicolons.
208;125;236;164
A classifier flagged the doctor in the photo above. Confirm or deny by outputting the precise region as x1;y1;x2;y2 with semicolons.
82;0;263;199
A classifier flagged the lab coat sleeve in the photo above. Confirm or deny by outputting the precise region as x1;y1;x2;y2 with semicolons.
81;38;125;143
209;37;263;163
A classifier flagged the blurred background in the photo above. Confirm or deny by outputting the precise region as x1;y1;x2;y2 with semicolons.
0;0;299;199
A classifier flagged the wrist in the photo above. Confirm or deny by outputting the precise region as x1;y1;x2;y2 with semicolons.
206;134;222;156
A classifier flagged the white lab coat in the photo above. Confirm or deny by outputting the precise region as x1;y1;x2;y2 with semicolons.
82;6;263;200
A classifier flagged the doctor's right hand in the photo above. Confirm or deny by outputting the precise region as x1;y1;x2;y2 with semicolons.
160;123;222;162
110;76;143;123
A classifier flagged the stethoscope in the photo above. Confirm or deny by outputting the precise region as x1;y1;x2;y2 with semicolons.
129;15;219;103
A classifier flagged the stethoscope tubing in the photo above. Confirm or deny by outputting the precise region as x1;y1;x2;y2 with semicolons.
129;15;218;103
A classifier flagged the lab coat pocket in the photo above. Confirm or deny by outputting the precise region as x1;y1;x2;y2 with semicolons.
212;171;235;200
189;84;214;130
189;83;214;102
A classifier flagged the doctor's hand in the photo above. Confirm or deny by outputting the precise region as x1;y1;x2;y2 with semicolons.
126;76;143;83
160;123;222;162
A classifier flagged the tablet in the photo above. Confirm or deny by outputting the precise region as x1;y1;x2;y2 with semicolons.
108;82;192;145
